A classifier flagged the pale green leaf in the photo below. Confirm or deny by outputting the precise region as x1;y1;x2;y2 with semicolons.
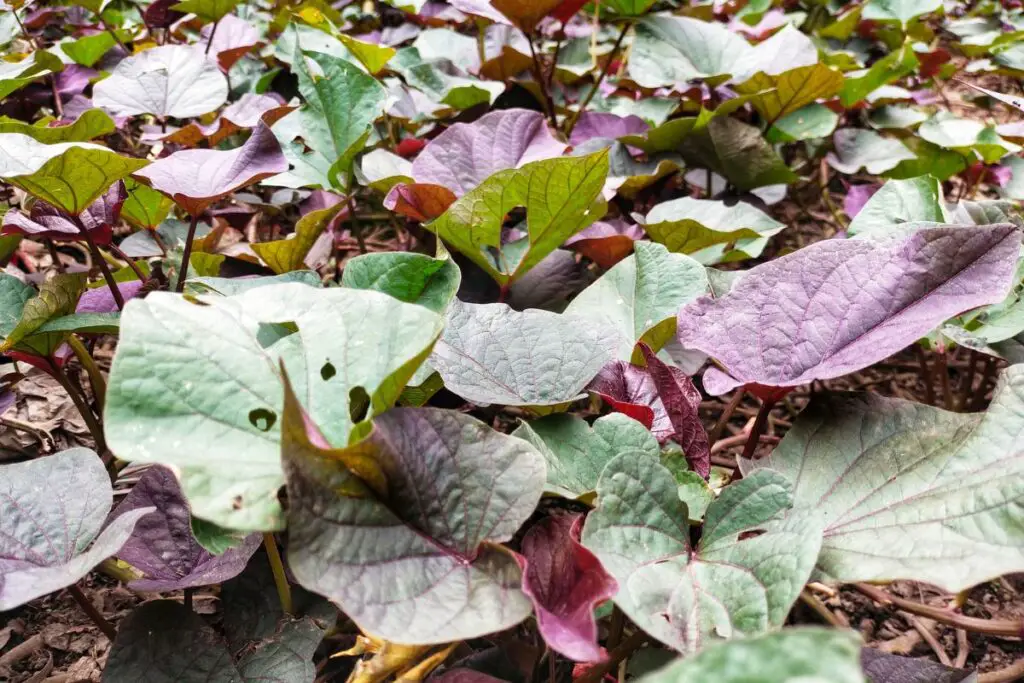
0;109;114;143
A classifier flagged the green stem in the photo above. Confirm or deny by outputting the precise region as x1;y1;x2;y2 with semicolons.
175;213;201;293
66;335;106;409
108;242;147;282
263;533;293;615
527;34;557;128
565;22;630;136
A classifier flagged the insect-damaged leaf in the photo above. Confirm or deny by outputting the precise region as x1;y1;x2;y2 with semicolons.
0;448;152;611
111;466;261;591
0;135;149;215
133;122;288;216
281;375;545;643
582;459;821;653
425;152;608;286
677;225;1021;396
744;364;1024;592
431;299;615;408
515;514;617;663
636;628;863;683
105;284;444;531
514;413;660;499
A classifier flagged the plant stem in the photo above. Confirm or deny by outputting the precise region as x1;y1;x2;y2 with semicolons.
527;35;557;128
937;348;954;409
475;19;487;67
263;533;293;615
565;22;630;136
73;216;124;311
958;349;979;411
854;583;1023;637
184;588;194;612
66;335;106;409
708;389;744;447
970;355;999;411
176;213;201;293
914;344;936;405
107;242;147;282
45;239;66;273
49;358;107;454
799;590;848;628
740;398;776;462
347;192;366;254
574;630;646;683
204;18;220;56
67;584;117;640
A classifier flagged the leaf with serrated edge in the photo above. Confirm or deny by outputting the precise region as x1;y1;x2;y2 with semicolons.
582;458;821;653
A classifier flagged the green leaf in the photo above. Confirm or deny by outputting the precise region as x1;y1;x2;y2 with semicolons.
629;15;754;88
513;412;660;499
827;129;916;175
293;49;388;188
105;285;444;531
341;250;461;314
636;628;864;683
766;103;839;143
886;138;967;181
745;365;1024;591
919;112;1021;162
863;0;942;25
186;271;322;297
582;457;822;653
122;178;174;230
426;152;609;287
190;517;250;555
432;300;615;408
734;64;845;125
600;0;657;16
1000;156;1024;201
61;30;127;67
0;135;149;214
338;33;396;74
282;378;544;643
0;273;35;340
0;109;114;143
679;117;799;190
252;205;342;274
565;242;708;361
868;105;929;130
847;176;946;238
840;43;919;107
0;273;86;353
642;197;786;265
0;52;62;100
170;0;240;22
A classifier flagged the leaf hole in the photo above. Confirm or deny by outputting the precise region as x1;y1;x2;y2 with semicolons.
232;495;243;510
739;529;766;541
248;408;277;432
321;360;337;381
349;386;370;424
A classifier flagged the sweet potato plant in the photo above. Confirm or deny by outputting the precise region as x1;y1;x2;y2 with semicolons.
1;0;1024;681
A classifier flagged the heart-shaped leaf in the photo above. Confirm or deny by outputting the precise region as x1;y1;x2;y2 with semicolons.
734;63;845;125
0;109;115;143
171;0;239;21
282;376;545;643
628;15;753;88
677;225;1021;395
766;104;840;143
0;272;87;355
105;284;444;530
513;413;660;499
516;514;617;663
252;204;342;274
678;117;799;190
827;129;917;175
636;628;863;683
566;242;708;361
93;45;228;118
111;466;261;592
863;0;942;24
847;176;946;238
431;300;615;407
162;94;293;147
3;180;126;244
582;459;821;653
744;365;1024;591
132;122;288;216
642;197;786;264
342;250;461;314
570;113;649;147
0;448;153;610
122;178;175;229
0;135;148;214
201;13;260;71
426;152;608;286
563;219;645;268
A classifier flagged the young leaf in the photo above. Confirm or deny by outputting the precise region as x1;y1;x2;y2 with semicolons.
516;514;618;663
566;242;708;360
93;45;229;118
426;152;608;286
105;284;444;530
513;413;660;499
122;178;174;229
677;225;1021;395
678;117;799;190
0;135;148;215
132;122;288;216
563;219;645;268
745;365;1024;591
252;204;343;274
582;459;821;653
282;376;545;643
409;109;567;197
642;197;786;264
0;448;153;610
734;63;845;124
431;300;615;407
341;250;461;313
636;628;864;682
111;466;261;591
3;181;126;245
162;94;293;147
0;272;86;353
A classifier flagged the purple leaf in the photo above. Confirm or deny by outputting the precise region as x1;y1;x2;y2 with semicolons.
76;280;145;313
159;94;293;147
383;182;457;222
844;184;880;220
110;466;261;592
587;345;710;477
677;225;1022;396
861;648;977;683
448;0;512;24
516;514;617;663
409;109;567;196
201;13;260;72
563;219;645;268
569;113;649;147
0;448;152;611
132;122;288;216
54;64;97;100
432;671;509;683
1;181;126;244
144;0;186;28
0;388;14;417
